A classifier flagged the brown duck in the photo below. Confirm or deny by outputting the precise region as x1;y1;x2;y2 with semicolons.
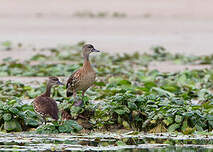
66;44;100;106
33;76;63;124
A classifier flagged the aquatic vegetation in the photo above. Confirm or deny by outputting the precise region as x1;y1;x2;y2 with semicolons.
0;42;212;134
0;99;39;132
73;11;127;18
0;41;13;51
0;43;213;77
36;120;82;134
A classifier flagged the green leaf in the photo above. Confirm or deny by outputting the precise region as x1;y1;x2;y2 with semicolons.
208;120;213;128
152;87;175;97
59;120;82;133
128;102;137;110
4;119;22;132
3;113;12;121
7;100;17;105
181;119;188;132
122;121;130;129
175;115;183;123
118;80;131;86
115;109;126;115
163;117;173;126
3;105;9;111
9;107;19;114
116;140;127;146
25;118;39;127
36;124;59;134
195;124;204;131
24;110;37;118
168;123;180;132
94;81;106;86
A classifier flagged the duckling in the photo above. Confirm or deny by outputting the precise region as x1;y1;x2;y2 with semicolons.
66;44;100;106
33;76;63;124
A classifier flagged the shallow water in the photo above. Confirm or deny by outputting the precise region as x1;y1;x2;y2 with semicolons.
0;132;212;151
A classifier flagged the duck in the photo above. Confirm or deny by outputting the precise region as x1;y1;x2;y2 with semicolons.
66;44;100;106
33;76;63;124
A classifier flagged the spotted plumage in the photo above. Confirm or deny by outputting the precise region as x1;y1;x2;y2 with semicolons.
33;76;63;124
66;44;100;106
66;70;82;96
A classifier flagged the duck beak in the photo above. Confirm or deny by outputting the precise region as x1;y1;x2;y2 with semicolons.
57;81;64;85
91;48;100;52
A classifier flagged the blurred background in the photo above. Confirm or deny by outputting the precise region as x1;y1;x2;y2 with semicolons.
0;0;212;55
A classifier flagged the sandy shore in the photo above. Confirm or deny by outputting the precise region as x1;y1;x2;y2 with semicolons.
0;0;213;56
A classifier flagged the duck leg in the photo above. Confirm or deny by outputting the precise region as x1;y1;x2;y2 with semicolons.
73;92;82;106
42;116;47;125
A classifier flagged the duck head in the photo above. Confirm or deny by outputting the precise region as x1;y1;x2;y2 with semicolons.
83;44;100;58
48;76;64;86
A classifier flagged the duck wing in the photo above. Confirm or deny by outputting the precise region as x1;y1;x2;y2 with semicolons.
66;70;82;96
33;96;59;120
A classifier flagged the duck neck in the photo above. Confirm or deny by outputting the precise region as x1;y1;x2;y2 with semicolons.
42;83;52;97
83;54;92;69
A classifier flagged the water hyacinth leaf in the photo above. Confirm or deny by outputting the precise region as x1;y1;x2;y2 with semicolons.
207;114;213;121
3;113;12;121
69;121;83;132
122;121;131;129
59;125;72;133
115;109;126;115
168;123;180;132
3;105;9;111
17;111;26;119
152;87;175;97
22;105;34;111
0;110;4;115
116;140;127;146
163;117;174;126
162;83;179;92
36;124;59;134
195;124;204;131
208;120;213;128
4;119;22;132
9;107;19;114
117;79;131;86
7;100;17;105
0;103;4;110
143;81;157;90
183;112;193;117
182;127;195;135
175;115;183;123
128;102;137;110
59;120;82;133
115;107;130;115
181;119;188;131
94;81;106;86
25;118;39;127
24;110;37;118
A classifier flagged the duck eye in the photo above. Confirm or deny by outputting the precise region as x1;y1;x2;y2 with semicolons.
88;45;93;49
52;78;58;81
